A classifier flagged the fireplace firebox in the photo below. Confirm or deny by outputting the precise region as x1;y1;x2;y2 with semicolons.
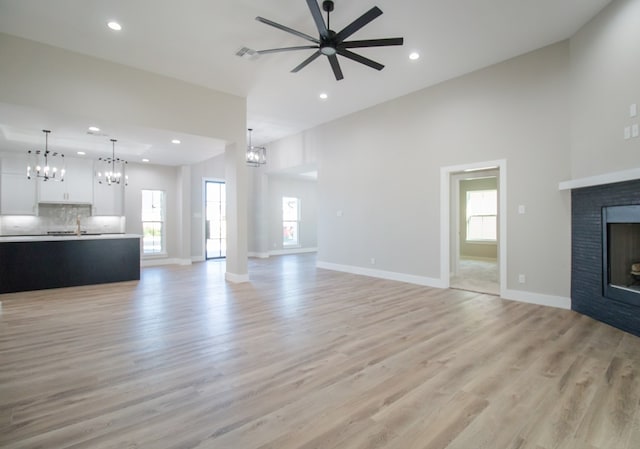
602;205;640;306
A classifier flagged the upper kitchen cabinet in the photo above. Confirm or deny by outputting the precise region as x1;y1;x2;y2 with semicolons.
93;178;124;216
38;157;93;204
0;153;37;215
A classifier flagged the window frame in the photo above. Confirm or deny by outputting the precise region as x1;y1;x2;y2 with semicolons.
465;189;497;243
141;189;166;256
282;196;301;247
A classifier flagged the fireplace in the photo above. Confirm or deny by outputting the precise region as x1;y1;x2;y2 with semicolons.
572;179;640;337
602;205;640;306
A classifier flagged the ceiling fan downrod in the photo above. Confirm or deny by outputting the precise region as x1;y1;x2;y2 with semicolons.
323;0;334;29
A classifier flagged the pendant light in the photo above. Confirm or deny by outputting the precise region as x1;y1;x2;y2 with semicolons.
246;128;266;167
97;139;128;186
27;130;65;181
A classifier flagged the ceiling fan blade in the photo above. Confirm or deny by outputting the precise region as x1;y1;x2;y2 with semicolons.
291;50;322;73
256;16;319;44
306;0;328;39
341;37;404;49
337;48;384;71
258;46;319;55
335;6;383;42
328;54;344;81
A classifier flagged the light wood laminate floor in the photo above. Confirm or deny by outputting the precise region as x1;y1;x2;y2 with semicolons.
1;254;639;449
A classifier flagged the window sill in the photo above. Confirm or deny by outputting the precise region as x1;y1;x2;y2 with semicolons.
465;240;497;245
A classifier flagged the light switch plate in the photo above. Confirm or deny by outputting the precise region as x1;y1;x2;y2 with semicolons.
625;126;631;139
633;124;640;138
631;103;638;118
518;205;525;214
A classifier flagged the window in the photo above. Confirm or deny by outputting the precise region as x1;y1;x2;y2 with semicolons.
466;189;497;241
142;190;165;254
282;196;300;246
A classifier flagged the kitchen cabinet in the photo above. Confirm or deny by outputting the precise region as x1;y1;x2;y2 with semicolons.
93;178;124;216
38;157;93;204
1;173;37;215
1;154;37;215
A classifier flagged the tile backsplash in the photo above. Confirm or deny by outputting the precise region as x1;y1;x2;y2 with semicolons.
0;204;125;235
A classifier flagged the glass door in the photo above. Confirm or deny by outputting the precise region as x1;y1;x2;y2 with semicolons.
205;181;226;259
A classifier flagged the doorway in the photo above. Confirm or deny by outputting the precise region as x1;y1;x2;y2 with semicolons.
440;160;506;296
205;180;226;259
450;169;499;294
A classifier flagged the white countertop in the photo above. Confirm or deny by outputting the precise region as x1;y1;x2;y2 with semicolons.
0;234;141;243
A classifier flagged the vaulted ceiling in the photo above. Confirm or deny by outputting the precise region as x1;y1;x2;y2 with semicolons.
0;0;611;165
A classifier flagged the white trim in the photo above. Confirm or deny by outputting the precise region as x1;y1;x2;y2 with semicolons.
317;261;446;289
440;159;507;296
225;271;250;283
501;289;571;310
270;247;317;256
559;168;640;190
191;255;205;263
248;252;270;259
141;257;192;267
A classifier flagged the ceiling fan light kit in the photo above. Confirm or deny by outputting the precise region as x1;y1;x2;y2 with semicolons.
255;0;403;81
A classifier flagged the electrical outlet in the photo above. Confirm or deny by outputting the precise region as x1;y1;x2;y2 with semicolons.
518;274;526;284
370;258;376;265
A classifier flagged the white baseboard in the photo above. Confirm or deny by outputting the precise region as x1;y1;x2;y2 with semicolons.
316;261;447;289
270;247;318;256
191;255;205;263
141;257;192;267
501;289;571;310
225;272;250;283
248;252;270;259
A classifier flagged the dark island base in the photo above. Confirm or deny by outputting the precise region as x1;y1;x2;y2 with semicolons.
0;238;140;294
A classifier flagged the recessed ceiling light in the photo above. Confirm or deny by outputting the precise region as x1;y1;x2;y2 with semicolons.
409;52;420;61
319;93;328;100
171;139;181;144
107;21;122;31
77;151;86;156
88;126;100;132
142;158;150;162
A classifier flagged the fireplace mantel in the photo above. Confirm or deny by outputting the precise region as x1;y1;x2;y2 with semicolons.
559;167;640;191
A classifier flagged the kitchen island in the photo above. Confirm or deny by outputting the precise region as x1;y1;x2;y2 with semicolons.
0;234;141;294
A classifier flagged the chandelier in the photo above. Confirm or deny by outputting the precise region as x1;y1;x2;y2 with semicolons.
97;139;128;186
246;128;266;167
27;129;65;181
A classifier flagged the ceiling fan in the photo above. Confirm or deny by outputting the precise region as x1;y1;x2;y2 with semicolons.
255;0;404;81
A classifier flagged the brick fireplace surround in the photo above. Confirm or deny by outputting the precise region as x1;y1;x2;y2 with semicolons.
571;178;640;337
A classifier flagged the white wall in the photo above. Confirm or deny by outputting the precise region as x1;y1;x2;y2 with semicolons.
570;0;640;179
268;42;572;300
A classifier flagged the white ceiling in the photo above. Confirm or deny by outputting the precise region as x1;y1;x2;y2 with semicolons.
0;0;611;165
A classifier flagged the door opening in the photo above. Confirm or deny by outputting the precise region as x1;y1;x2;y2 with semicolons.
440;160;506;296
450;170;499;295
205;180;226;260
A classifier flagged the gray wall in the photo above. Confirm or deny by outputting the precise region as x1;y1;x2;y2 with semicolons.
266;176;317;252
190;153;225;260
570;0;640;179
124;163;179;258
266;41;572;299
